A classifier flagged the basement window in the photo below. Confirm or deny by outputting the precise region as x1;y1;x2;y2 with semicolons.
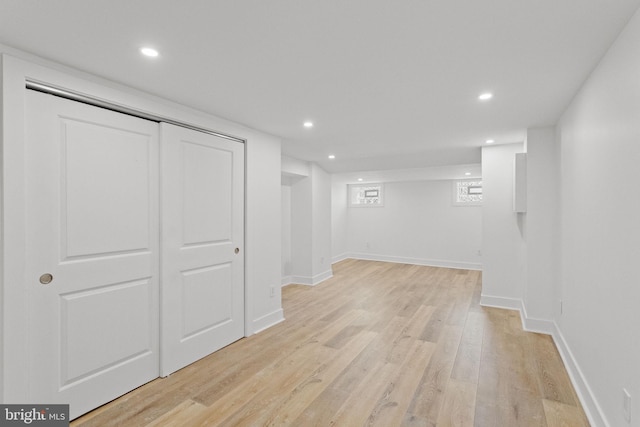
349;183;384;207
453;180;482;206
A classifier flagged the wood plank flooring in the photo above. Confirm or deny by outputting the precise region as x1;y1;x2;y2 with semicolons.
71;259;589;426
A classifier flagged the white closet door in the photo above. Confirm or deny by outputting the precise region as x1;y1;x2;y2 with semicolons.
160;123;245;376
24;90;160;419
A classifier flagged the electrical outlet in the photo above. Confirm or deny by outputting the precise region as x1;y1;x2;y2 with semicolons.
623;388;631;423
270;286;275;298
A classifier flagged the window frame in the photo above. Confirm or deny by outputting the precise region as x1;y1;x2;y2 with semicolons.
348;183;385;207
452;179;483;206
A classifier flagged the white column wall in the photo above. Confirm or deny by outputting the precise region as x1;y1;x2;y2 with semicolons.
246;133;284;333
281;156;310;286
522;127;559;324
480;143;526;307
286;162;333;286
310;164;333;283
331;178;349;263
281;185;292;283
290;175;313;282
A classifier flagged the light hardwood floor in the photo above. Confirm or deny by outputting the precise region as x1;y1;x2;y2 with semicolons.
72;259;589;426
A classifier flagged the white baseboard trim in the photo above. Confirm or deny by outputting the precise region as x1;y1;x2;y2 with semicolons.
348;252;482;271
281;275;292;286
519;301;555;335
251;308;285;335
289;275;312;285
331;253;350;264
289;269;334;286
521;316;555;335
481;295;605;427
479;294;522;311
312;269;333;284
551;322;608;427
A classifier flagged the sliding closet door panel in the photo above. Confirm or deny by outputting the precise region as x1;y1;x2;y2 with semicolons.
161;123;245;376
24;90;160;419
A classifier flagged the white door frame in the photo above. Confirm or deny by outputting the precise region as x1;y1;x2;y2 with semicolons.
0;54;253;403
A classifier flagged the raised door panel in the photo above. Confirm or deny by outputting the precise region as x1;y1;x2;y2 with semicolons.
61;279;153;385
182;142;233;245
62;119;152;257
181;264;233;339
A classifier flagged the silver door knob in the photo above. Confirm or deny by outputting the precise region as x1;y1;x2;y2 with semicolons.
39;273;53;285
234;248;240;254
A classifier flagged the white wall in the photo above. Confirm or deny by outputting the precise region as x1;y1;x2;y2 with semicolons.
310;164;333;281
331;178;349;263
523;127;559;324
481;143;526;306
287;162;333;285
555;8;640;425
290;173;313;281
282;156;310;177
281;155;310;286
343;179;482;270
246;133;284;333
281;185;292;283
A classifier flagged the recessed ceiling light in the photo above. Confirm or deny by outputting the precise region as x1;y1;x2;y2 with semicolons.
140;47;159;57
486;139;495;144
478;92;493;101
328;155;335;159
303;121;313;128
357;178;363;182
465;172;471;176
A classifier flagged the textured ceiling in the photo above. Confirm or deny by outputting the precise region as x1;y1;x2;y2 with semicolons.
1;0;638;172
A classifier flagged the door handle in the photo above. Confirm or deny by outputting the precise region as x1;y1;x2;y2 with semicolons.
39;273;53;285
234;248;240;254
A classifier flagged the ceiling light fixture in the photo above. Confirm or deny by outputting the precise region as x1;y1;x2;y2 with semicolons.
303;121;313;128
486;139;495;144
478;92;493;101
465;172;471;176
357;178;363;182
328;155;335;159
140;47;159;57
